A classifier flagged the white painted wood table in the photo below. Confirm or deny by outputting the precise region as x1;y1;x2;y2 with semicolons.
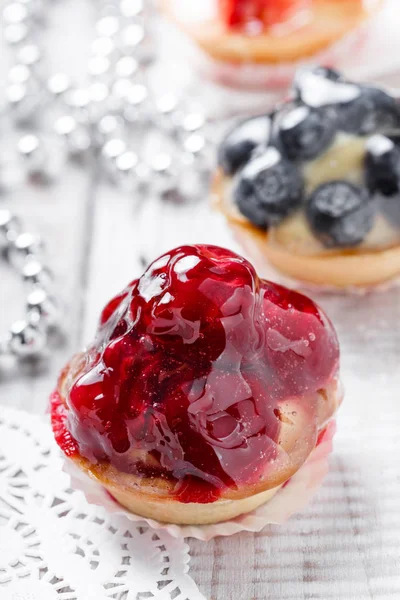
1;3;400;598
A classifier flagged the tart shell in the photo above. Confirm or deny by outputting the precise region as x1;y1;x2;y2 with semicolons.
213;169;400;289
56;354;341;525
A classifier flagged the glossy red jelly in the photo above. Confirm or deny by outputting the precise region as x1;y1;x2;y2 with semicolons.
219;0;311;29
53;245;339;503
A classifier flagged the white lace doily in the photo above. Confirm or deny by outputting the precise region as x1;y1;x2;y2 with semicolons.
0;406;205;600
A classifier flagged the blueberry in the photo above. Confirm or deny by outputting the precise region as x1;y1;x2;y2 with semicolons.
233;147;304;229
337;86;400;135
306;181;376;248
365;134;400;196
275;104;336;161
310;66;344;82
365;134;400;226
293;67;356;108
218;114;271;176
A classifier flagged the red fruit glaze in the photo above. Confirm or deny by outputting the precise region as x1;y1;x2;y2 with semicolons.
219;0;310;29
53;245;339;503
50;390;79;457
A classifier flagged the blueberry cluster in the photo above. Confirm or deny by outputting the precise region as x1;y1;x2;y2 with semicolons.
218;67;400;248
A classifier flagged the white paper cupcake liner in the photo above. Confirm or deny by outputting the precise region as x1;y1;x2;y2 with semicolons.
63;420;336;541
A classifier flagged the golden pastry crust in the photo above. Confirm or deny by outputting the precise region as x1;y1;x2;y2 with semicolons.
163;0;380;65
213;169;400;289
57;354;340;525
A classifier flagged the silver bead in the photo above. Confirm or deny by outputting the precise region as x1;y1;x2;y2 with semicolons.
9;320;46;357
115;56;138;78
114;150;139;189
152;93;180;133
4;22;29;45
87;55;111;77
101;138;126;180
17;133;66;181
96;15;120;37
112;77;135;100
119;0;143;18
148;153;176;194
6;82;41;122
91;36;115;57
64;87;91;120
181;112;206;133
54;115;91;155
123;83;149;123
17;44;41;68
8;64;31;84
47;73;70;97
0;209;21;249
3;2;29;24
27;288;59;328
22;258;53;288
9;232;44;268
102;138;126;160
120;23;144;49
0;145;25;193
95;114;124;145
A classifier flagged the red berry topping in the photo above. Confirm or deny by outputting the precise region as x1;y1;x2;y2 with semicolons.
53;245;339;502
219;0;309;30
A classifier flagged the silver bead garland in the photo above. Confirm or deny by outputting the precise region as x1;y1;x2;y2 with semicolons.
1;0;215;199
1;0;215;363
0;209;59;360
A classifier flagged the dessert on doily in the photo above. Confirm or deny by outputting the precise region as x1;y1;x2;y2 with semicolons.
213;67;400;289
162;0;382;88
51;244;341;526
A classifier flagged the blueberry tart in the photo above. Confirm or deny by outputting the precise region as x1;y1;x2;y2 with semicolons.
51;245;341;525
214;68;400;288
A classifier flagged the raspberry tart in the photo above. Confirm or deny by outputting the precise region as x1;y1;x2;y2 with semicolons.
162;0;381;88
51;245;341;525
214;67;400;288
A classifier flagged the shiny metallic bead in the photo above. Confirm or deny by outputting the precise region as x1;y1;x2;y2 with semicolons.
17;133;66;180
123;83;148;122
119;0;143;17
17;44;41;68
8;64;31;84
181;112;206;133
91;36;115;57
0;209;21;249
27;288;59;328
54;115;91;154
3;2;28;24
8;320;46;357
9;232;44;268
0;145;25;193
21;258;53;288
64;87;90;112
114;151;139;189
102;138;126;160
112;77;135;100
96;15;120;37
6;82;41;122
149;153;176;194
95;114;124;145
120;23;144;49
115;56;139;78
87;55;111;77
47;73;70;97
4;22;29;45
101;138;127;179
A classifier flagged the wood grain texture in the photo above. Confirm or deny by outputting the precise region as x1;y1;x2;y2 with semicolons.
2;3;400;598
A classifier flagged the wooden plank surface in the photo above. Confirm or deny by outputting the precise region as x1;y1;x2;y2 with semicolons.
2;3;400;599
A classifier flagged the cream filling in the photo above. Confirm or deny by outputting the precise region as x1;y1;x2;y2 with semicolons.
227;133;400;257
